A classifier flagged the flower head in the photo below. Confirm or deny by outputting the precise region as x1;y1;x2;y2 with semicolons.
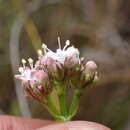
15;58;52;102
15;37;99;102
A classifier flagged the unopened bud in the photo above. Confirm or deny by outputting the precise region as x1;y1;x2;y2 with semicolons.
85;61;97;72
33;70;48;82
39;56;63;81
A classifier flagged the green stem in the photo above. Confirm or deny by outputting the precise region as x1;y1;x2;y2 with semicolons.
45;81;82;122
59;92;67;116
68;88;81;119
46;95;59;116
54;81;67;116
45;95;69;121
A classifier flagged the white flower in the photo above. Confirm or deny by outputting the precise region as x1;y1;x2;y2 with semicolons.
41;37;80;64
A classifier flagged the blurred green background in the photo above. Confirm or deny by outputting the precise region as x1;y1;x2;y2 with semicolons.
0;0;130;130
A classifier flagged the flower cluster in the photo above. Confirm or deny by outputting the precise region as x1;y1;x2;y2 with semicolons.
15;37;98;103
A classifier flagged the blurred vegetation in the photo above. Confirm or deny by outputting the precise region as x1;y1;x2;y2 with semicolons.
0;0;130;130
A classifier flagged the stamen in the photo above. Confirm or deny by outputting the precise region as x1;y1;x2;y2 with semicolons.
37;49;43;56
57;36;61;49
22;58;26;68
63;40;70;50
42;43;47;49
19;67;24;73
66;40;70;46
28;58;33;69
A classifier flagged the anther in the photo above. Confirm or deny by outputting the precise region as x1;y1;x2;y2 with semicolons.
66;40;70;46
42;43;47;49
63;40;70;50
28;58;33;69
22;58;26;64
37;49;43;56
42;43;47;54
28;58;33;63
21;58;26;68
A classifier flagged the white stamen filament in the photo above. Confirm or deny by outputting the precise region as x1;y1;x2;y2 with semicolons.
22;58;26;68
63;40;70;50
57;36;61;49
46;47;53;52
28;58;33;69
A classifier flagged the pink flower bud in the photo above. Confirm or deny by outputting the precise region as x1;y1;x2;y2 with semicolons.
85;61;97;72
36;56;64;81
76;61;98;87
32;70;48;82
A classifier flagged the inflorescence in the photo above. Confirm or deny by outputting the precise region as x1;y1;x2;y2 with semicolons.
15;37;98;121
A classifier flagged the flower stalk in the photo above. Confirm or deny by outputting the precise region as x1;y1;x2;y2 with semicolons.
58;88;67;116
46;95;59;116
68;88;81;118
53;82;67;117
